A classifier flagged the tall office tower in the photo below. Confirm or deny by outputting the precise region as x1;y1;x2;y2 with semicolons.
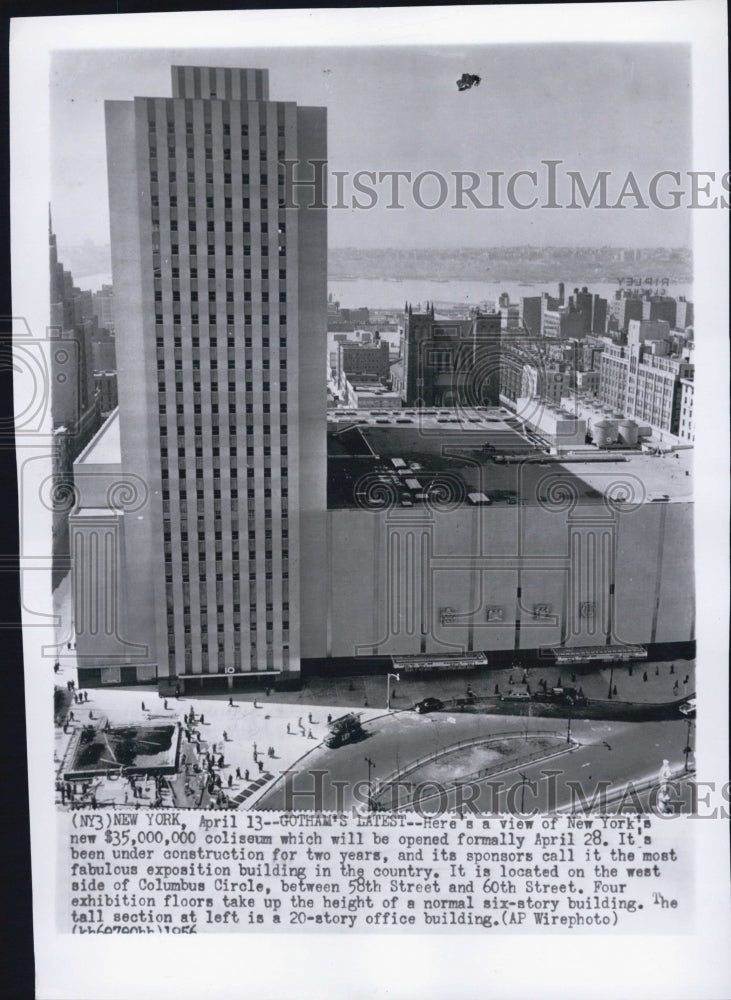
105;66;326;690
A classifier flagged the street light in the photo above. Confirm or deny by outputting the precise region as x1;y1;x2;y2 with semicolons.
683;719;693;773
518;770;528;814
387;672;400;711
365;756;375;812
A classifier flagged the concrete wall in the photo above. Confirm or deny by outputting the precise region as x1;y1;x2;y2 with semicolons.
305;501;694;660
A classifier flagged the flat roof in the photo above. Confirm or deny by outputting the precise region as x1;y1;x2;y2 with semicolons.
326;413;693;509
74;408;121;467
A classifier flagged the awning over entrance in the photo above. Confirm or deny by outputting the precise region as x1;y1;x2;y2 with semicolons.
544;645;647;666
392;652;488;674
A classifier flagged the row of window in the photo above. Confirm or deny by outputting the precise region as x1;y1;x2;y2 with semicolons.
148;120;286;139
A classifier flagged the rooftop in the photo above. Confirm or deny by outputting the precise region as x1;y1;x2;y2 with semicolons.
326;407;693;509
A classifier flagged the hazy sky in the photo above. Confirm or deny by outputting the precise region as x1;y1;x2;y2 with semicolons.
50;44;692;250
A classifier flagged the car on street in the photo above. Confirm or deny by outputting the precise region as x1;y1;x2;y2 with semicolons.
413;697;444;714
500;690;531;701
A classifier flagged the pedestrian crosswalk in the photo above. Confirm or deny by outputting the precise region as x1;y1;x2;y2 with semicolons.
229;773;274;806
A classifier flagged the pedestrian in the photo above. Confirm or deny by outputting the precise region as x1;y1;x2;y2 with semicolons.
628;663;633;676
175;684;181;698
258;759;263;773
655;665;659;676
508;674;514;685
557;676;562;688
494;684;499;695
212;743;217;754
683;675;689;685
643;671;648;682
327;714;332;725
308;712;313;724
308;729;314;739
229;697;234;707
253;742;257;754
200;714;205;724
227;774;233;788
223;731;228;741
141;701;146;712
287;722;291;734
612;685;617;697
673;680;679;693
245;769;250;781
253;698;259;709
670;663;675;675
266;686;271;697
364;697;369;707
84;691;88;702
68;710;74;721
67;641;71;650
164;700;168;710
218;755;224;768
54;661;60;673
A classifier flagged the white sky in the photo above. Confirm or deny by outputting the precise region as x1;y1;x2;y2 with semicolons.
50;44;692;250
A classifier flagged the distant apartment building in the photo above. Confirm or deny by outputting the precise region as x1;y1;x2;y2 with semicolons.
520;363;570;406
599;320;693;436
581;338;606;372
336;337;390;393
520;295;542;336
642;295;677;329
678;376;695;442
542;305;584;339
575;369;601;395
608;292;644;334
94;371;119;417
675;296;694;330
91;327;117;373
570;287;594;336
92;283;115;333
591;294;607;335
399;304;502;407
49;212;102;579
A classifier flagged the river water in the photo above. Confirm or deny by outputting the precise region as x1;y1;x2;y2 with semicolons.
73;271;692;311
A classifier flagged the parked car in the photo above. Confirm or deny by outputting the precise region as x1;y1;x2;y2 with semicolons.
413;697;443;714
679;698;696;719
500;690;531;701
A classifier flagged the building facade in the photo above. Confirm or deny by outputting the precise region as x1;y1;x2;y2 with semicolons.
399;306;502;407
73;64;327;689
598;321;693;437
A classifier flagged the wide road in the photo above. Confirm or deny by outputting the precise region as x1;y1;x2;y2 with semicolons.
254;709;690;813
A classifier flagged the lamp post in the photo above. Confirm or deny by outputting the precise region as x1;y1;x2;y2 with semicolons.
387;672;400;711
365;756;375;812
683;719;693;773
519;770;528;814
